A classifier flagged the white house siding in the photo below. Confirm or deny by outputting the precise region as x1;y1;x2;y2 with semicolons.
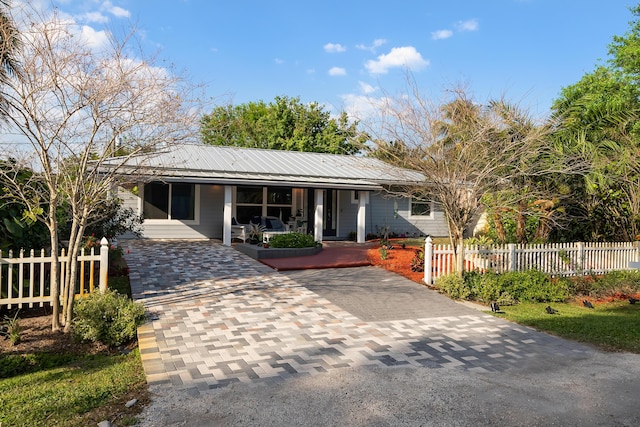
337;190;358;238
119;184;224;239
365;193;449;238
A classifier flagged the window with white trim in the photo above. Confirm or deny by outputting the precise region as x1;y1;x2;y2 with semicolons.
235;186;293;223
410;198;433;217
143;182;197;221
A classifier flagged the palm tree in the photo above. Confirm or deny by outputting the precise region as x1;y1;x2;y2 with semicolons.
0;0;20;114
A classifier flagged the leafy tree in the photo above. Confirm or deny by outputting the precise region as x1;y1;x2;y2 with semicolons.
551;5;640;241
0;0;20;110
200;95;366;154
0;160;49;252
366;83;580;275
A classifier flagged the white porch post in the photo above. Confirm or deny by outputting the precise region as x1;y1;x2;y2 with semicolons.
314;189;324;243
356;191;368;243
223;185;232;246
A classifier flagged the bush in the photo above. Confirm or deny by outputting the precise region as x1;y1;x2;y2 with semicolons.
410;249;424;272
466;270;569;303
563;270;640;299
72;290;145;347
268;232;319;248
435;274;471;300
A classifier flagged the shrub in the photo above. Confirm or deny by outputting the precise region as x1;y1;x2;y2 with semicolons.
268;232;318;248
410;249;424;272
465;270;569;303
499;270;569;302
72;290;145;347
564;270;640;299
435;274;471;300
1;310;22;346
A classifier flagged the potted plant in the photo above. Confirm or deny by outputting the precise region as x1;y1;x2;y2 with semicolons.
248;223;266;245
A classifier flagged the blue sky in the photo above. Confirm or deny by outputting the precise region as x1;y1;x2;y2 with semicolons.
46;0;635;119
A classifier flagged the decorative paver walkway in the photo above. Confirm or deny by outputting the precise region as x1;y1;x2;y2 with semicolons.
125;240;592;396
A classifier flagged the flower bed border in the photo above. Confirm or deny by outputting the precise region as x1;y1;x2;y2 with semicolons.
235;244;322;260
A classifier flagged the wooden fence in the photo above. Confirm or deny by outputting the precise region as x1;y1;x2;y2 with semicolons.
0;237;109;309
423;238;640;284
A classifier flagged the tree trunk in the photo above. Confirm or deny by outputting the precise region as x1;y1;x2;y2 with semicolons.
61;216;80;325
48;200;61;331
493;210;507;243
64;222;86;333
456;241;465;278
516;200;528;244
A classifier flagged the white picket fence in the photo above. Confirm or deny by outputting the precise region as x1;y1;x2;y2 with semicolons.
0;238;110;309
423;239;640;284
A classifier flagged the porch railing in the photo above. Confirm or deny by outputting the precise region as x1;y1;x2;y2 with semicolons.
0;237;109;309
423;238;640;284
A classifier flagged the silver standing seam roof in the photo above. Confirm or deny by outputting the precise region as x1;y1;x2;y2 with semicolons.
105;144;424;189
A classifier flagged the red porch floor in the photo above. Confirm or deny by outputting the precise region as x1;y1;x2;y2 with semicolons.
258;241;375;271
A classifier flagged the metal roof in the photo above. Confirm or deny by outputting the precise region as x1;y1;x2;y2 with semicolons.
104;144;424;189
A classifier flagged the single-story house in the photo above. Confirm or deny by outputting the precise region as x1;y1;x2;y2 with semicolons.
103;144;450;245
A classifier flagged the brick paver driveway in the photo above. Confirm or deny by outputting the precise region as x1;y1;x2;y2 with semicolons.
124;239;593;396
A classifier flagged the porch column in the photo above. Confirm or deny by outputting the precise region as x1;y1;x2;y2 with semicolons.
314;189;324;243
223;185;232;246
357;191;368;243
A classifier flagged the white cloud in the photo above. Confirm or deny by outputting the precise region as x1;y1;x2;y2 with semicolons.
356;38;387;53
79;25;110;49
100;1;131;19
108;5;131;19
456;19;479;32
431;29;453;40
82;12;109;24
358;81;376;95
328;67;346;76
340;93;387;121
274;58;284;64
324;43;346;53
365;46;429;75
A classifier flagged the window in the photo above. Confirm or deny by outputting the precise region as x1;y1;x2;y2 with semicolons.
410;198;432;217
235;186;292;223
143;182;196;221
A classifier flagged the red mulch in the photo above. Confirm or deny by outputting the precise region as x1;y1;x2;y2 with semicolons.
366;245;425;284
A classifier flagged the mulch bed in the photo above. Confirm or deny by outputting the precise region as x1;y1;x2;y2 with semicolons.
367;244;426;284
0;306;113;356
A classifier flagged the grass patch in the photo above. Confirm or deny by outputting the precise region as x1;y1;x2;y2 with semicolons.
495;301;640;353
0;349;147;426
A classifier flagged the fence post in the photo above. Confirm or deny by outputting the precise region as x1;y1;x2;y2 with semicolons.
99;237;109;293
424;236;433;285
508;243;516;272
577;242;585;273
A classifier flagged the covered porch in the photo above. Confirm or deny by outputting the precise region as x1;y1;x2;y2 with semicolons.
220;185;371;246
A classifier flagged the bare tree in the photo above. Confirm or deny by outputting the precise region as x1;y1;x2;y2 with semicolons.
0;4;203;331
365;82;581;275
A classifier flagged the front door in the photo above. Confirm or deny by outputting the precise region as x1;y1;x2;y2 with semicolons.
323;189;337;237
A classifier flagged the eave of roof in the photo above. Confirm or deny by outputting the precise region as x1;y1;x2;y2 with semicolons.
101;144;424;189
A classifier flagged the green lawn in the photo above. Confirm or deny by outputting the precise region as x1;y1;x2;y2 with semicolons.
494;300;640;353
0;349;147;427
